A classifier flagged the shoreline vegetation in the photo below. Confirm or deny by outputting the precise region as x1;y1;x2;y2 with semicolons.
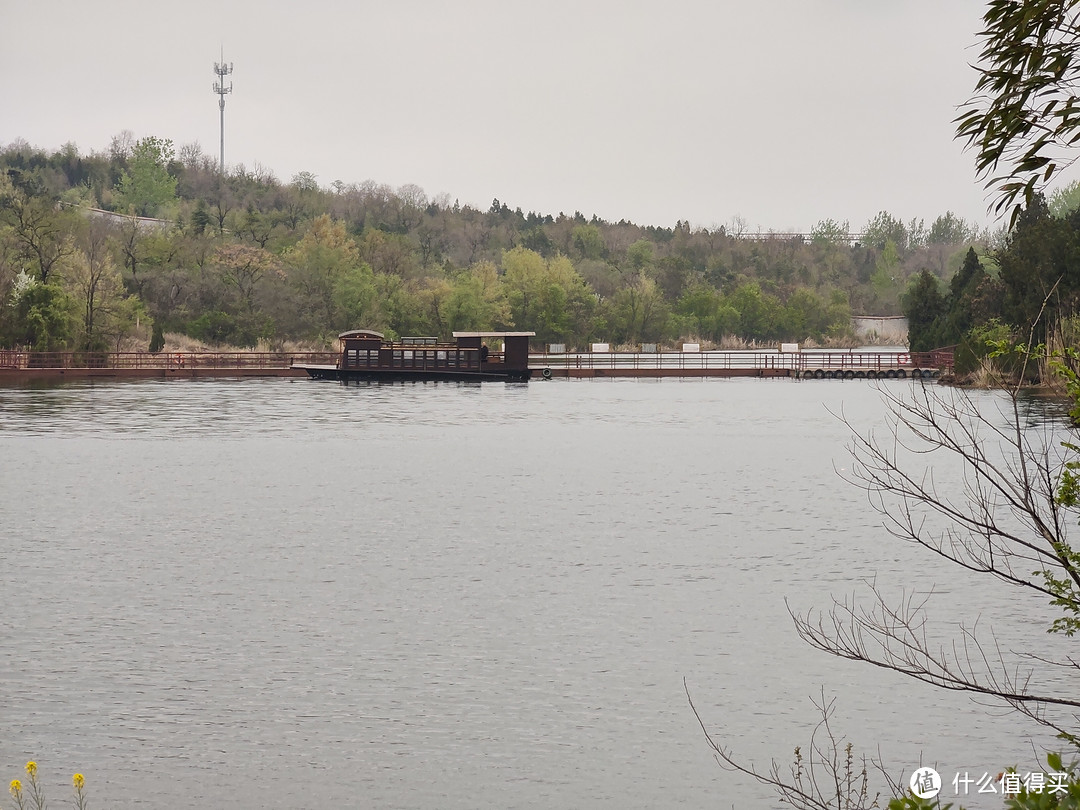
151;331;875;357
2;133;1076;389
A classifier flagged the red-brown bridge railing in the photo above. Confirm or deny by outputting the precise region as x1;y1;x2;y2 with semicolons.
0;351;337;370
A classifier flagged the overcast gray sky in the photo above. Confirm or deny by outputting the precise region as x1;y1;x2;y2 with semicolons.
2;1;1016;232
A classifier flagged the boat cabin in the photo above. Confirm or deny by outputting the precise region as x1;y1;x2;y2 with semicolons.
337;329;535;376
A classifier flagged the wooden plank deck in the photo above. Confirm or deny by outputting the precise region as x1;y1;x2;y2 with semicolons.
530;349;953;379
547;367;794;378
0;351;334;382
0;349;953;382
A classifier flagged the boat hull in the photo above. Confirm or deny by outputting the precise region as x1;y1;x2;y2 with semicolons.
293;364;532;382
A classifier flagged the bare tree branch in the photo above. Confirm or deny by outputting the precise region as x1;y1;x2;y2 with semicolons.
796;380;1080;738
685;680;891;810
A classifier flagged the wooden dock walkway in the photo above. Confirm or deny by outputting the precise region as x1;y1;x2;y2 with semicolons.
530;349;953;379
0;349;952;382
0;351;336;382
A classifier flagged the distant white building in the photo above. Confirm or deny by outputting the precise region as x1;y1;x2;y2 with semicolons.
852;315;908;345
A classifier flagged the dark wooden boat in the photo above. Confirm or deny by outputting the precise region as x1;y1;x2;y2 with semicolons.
293;330;536;382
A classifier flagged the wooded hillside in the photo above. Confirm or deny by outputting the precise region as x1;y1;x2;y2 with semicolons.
0;134;989;352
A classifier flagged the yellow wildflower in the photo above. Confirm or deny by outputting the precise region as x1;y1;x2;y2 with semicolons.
9;779;21;793
73;773;85;789
24;761;36;778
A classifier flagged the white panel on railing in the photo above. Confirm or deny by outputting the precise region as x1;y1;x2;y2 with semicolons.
682;343;700;353
591;343;610;353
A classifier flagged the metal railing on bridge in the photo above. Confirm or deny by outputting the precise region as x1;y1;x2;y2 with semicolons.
530;351;795;371
0;350;338;370
1;347;955;377
529;348;953;373
794;349;953;372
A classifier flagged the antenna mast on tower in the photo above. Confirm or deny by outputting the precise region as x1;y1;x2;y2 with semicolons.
213;50;233;174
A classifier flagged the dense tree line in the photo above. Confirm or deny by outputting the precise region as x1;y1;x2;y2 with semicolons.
904;184;1080;377
0;134;986;352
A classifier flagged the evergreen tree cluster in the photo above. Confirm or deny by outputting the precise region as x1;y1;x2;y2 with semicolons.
904;192;1080;376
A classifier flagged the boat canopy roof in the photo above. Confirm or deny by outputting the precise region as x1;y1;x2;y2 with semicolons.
452;331;536;338
339;329;385;340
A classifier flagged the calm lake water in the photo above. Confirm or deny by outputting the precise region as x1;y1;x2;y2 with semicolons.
0;377;1069;808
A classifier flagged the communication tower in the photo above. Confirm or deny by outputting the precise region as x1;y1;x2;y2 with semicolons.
213;51;234;173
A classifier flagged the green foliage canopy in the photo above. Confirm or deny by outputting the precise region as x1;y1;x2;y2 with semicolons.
956;0;1080;225
0;135;995;352
115;136;178;217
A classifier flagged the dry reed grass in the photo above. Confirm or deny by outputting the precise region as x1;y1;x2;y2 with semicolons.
122;331;868;355
151;333;331;354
